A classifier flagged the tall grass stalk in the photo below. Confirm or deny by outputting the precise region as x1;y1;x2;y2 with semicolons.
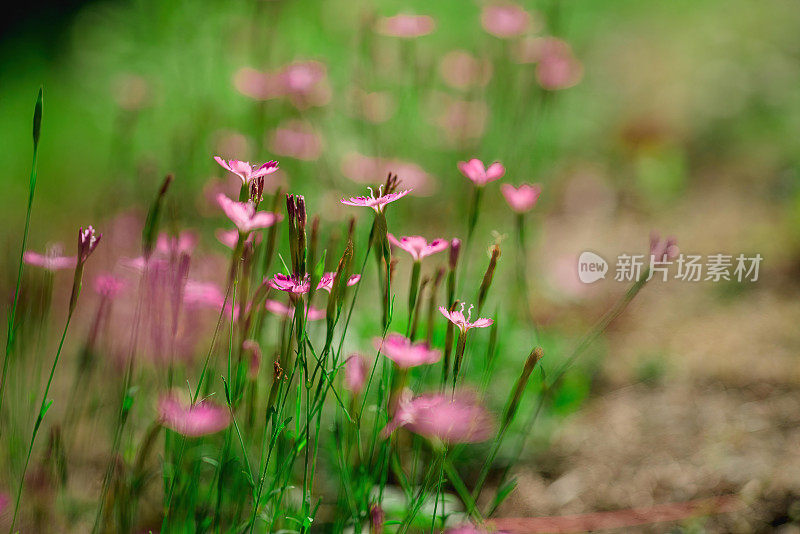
0;88;43;419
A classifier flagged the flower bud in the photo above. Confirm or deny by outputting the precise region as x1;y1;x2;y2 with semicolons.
477;244;501;315
77;226;101;264
449;238;461;271
502;346;543;430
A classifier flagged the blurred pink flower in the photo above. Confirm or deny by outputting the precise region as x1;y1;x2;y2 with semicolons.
156;231;198;256
280;60;331;109
317;272;361;292
0;491;9;515
349;89;396;123
649;232;679;261
269;273;311;295
501;183;542;213
264;299;326;321
341;186;412;213
382;392;494;443
387;234;449;262
374;333;441;368
269;120;323;161
217;194;282;234
234;67;280;100
234;61;331;108
214;156;278;185
216;229;261;250
439;303;493;334
340;152;435;196
481;3;531;38
158;395;230;437
375;14;436;38
93;274;126;298
515;37;583;90
536;39;583;90
183;280;225;309
437;98;489;144
23;245;77;271
344;354;369;394
439;50;493;89
458;158;505;186
242;340;261;379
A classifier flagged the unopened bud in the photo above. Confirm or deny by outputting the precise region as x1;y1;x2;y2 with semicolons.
502;346;543;430
449;238;461;271
477;244;501;315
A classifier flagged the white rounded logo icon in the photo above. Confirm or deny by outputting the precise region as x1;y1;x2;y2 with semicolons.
577;251;608;283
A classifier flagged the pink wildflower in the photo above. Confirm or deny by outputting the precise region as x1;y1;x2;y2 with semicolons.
0;492;8;515
340;152;435;196
374;334;441;369
158;395;230;437
93;274;126;298
375;14;436;38
481;3;531;38
268;273;311;295
264;299;326;321
382;392;494;443
439;303;493;334
23;245;77;271
458;158;505;186
213;156;278;186
217;194;282;234
387;234;449;262
344;354;369;395
340;185;412;213
500;183;542;213
78;226;101;263
649;232;679;261
317;272;361;293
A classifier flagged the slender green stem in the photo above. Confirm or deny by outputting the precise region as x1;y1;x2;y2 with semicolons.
9;307;73;534
0;89;43;418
